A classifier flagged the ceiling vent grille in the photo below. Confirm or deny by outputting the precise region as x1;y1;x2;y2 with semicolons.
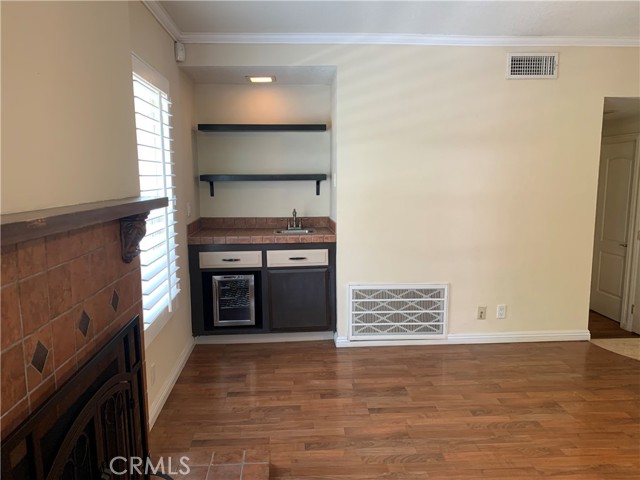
507;53;558;79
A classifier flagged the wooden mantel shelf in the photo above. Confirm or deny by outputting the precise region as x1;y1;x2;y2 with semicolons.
0;196;167;246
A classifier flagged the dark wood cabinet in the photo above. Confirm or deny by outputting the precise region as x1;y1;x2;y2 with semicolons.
188;243;336;335
268;267;331;331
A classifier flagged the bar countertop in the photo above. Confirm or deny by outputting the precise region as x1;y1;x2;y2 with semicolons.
188;217;336;245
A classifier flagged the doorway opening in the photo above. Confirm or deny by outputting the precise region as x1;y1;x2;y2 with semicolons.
589;97;640;338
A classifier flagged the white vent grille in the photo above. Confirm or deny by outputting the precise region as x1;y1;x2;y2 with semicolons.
507;53;558;79
349;284;448;341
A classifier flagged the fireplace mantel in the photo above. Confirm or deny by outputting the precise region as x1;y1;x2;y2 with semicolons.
1;196;166;441
0;196;167;246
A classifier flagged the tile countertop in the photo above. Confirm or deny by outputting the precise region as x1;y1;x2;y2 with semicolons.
187;217;336;245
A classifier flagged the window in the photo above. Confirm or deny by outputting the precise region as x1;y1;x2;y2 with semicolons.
132;71;180;328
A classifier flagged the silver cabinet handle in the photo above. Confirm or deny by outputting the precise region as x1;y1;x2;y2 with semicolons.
222;258;241;262
619;243;628;248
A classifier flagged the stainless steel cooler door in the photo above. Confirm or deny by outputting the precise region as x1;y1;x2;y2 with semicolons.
212;275;255;326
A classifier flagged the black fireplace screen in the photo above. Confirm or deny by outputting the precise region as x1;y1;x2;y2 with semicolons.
1;316;150;480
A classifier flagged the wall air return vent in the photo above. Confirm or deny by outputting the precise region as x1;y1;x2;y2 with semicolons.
349;284;448;341
507;53;558;79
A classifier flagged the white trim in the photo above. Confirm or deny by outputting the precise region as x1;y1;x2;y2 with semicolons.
142;0;181;42
630;135;640;334
335;330;590;347
131;4;640;49
131;54;170;94
148;337;194;429
179;33;639;48
598;134;640;332
143;294;183;348
447;330;591;343
608;134;640;332
143;308;171;348
195;331;334;345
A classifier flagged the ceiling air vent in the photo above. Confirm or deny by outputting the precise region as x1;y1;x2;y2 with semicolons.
507;53;558;79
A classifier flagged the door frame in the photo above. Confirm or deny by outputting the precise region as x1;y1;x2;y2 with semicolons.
622;133;640;331
601;134;640;331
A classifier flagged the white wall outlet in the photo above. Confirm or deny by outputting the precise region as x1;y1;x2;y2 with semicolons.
497;304;507;319
477;306;487;320
186;201;192;218
149;363;156;386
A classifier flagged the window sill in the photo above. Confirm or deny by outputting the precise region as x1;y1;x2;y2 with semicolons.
143;294;180;349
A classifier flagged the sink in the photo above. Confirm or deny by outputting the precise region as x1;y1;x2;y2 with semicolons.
274;228;316;234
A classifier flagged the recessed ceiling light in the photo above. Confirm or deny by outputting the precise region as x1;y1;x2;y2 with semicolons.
246;76;275;83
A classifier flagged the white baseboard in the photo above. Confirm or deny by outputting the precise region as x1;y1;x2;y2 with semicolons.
148;338;195;429
334;330;591;347
196;331;335;345
447;330;591;343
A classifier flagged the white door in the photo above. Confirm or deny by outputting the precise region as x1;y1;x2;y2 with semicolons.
590;138;637;321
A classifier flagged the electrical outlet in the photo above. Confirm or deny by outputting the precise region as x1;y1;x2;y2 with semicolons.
497;304;507;319
477;306;487;320
150;363;156;386
186;201;192;218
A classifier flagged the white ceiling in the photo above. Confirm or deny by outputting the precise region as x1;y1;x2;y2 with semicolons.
155;1;640;44
147;1;639;85
603;98;640;122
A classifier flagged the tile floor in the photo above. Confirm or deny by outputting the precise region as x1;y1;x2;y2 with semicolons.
150;449;270;480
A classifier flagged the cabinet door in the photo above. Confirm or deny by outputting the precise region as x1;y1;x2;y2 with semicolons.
268;268;330;331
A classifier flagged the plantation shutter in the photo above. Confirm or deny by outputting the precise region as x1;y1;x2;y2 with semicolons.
132;73;180;325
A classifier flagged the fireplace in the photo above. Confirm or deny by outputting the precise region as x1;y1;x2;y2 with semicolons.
1;316;147;479
1;197;166;478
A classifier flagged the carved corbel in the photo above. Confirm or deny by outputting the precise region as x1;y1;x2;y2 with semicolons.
120;213;149;263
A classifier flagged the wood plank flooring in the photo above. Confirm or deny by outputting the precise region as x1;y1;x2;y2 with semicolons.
149;341;640;479
589;310;640;339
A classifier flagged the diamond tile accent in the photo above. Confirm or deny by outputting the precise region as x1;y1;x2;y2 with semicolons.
31;341;49;374
78;310;91;337
110;290;120;312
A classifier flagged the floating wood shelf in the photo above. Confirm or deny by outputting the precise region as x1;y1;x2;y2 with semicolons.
200;174;328;196
197;124;327;132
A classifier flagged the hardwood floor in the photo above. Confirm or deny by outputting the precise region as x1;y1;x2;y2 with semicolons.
589;310;640;339
149;341;640;479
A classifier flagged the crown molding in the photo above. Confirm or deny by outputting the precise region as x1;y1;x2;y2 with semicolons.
138;2;639;49
142;0;181;42
179;32;639;48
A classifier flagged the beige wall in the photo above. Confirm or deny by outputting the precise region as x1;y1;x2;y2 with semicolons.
185;43;640;338
1;1;196;425
127;1;195;423
195;84;331;217
1;1;139;213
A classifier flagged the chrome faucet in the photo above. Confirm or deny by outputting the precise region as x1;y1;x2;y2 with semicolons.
288;209;302;230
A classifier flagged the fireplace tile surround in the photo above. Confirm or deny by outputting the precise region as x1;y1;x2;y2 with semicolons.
1;220;143;440
0;197;164;441
2;202;272;479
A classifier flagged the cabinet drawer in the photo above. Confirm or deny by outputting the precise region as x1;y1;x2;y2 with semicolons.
199;251;262;268
267;249;328;267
